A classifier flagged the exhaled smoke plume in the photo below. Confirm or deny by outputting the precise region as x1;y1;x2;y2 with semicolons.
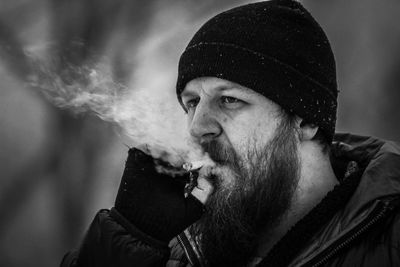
27;54;211;168
21;0;227;170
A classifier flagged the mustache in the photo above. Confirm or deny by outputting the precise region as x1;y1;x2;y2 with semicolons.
201;140;240;165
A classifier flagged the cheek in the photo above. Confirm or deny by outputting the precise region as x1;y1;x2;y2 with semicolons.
252;116;280;144
226;119;278;156
222;124;250;156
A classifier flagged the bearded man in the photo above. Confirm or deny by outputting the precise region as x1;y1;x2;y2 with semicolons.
62;1;400;266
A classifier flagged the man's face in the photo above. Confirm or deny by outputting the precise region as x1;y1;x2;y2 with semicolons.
182;77;283;184
181;77;301;266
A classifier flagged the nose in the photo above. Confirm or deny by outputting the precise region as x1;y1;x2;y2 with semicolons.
189;103;222;143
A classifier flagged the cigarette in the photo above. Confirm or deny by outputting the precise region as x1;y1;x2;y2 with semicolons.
184;171;199;198
183;161;204;171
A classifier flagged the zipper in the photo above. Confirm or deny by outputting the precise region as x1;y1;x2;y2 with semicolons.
303;199;393;267
177;233;197;266
177;230;207;267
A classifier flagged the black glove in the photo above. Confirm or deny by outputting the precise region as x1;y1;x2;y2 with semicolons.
114;148;204;243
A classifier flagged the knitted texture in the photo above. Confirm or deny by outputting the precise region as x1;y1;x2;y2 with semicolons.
176;0;338;142
114;149;204;242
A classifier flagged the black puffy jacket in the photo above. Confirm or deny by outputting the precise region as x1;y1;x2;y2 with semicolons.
61;134;400;266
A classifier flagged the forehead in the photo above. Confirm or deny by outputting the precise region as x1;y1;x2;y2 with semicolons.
181;77;260;98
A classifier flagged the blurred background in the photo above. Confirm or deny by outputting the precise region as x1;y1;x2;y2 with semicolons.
0;0;399;266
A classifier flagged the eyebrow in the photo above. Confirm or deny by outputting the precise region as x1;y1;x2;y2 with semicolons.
180;89;197;98
216;84;261;99
181;83;257;98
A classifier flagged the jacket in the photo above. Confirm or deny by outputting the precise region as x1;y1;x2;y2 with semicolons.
61;133;400;266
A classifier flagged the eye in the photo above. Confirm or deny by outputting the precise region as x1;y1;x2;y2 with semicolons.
220;96;245;109
184;97;200;110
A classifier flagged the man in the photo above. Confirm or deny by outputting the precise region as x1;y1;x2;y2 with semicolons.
62;0;400;266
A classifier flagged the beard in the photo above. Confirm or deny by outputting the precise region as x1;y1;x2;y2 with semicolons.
192;118;300;267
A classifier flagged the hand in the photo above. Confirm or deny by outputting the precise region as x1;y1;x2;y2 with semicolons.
114;148;204;242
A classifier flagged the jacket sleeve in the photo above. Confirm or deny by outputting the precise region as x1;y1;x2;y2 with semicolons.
61;209;171;267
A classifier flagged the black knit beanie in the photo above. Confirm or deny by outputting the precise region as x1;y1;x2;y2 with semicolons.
176;0;338;143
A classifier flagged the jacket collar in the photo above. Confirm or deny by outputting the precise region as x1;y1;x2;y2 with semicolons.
332;133;400;218
290;133;400;266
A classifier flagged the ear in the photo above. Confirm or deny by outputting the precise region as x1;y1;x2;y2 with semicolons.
298;117;318;141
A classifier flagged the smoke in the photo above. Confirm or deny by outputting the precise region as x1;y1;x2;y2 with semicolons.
17;0;250;169
24;38;204;169
27;49;211;167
